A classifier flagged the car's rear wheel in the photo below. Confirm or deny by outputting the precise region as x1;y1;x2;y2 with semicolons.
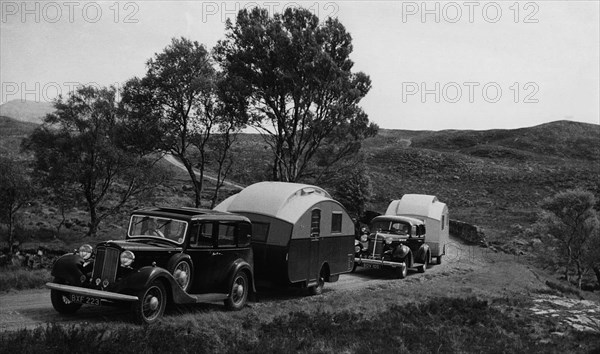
171;259;193;292
132;280;166;324
436;256;442;265
419;253;429;273
50;279;82;314
224;271;249;310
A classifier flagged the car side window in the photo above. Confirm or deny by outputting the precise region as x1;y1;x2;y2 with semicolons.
237;222;252;247
192;222;214;248
218;223;236;247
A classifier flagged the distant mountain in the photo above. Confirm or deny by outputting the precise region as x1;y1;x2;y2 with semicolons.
0;100;54;124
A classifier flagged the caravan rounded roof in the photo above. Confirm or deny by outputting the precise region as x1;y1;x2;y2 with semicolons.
214;182;335;224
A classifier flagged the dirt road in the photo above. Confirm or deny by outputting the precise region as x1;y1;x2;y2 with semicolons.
0;238;570;332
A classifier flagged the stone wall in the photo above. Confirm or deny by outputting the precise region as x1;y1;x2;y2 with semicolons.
449;219;487;246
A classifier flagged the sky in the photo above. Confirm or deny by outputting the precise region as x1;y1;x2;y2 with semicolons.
1;0;599;130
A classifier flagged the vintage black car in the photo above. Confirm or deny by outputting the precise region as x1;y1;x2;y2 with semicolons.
353;215;430;278
46;207;255;324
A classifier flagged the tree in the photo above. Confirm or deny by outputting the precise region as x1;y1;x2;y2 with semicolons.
0;157;32;253
214;8;378;183
331;164;373;219
122;37;215;207
122;38;248;207
538;189;600;288
24;85;166;237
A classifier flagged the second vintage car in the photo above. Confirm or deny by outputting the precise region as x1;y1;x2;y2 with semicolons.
353;215;431;278
46;207;255;324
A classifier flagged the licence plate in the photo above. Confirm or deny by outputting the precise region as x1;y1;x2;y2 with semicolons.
364;263;381;269
70;294;100;306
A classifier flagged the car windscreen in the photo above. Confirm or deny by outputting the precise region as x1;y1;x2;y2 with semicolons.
371;220;410;235
128;215;188;244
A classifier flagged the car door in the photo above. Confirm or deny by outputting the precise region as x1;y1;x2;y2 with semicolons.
187;221;219;293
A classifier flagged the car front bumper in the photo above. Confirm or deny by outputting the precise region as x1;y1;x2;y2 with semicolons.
354;258;406;268
46;282;139;302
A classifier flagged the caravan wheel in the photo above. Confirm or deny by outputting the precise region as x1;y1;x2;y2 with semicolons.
309;267;326;295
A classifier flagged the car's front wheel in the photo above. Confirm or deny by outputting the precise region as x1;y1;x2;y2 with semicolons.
132;280;167;324
224;271;249;310
396;263;408;279
50;281;82;314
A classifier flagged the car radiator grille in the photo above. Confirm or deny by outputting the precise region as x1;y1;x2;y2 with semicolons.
368;240;384;257
92;246;120;285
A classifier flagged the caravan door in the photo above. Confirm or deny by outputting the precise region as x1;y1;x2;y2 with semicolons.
309;209;321;281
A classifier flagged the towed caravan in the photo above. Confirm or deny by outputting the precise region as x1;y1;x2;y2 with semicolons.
215;182;355;294
386;194;449;264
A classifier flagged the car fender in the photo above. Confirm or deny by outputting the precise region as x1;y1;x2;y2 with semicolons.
415;244;431;263
225;259;256;297
51;253;86;286
116;266;194;304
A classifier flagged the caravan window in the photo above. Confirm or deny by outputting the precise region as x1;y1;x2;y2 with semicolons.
252;222;270;242
442;215;445;230
331;212;342;233
311;209;321;237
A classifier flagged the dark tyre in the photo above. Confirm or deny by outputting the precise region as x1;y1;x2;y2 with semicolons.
132;280;167;324
396;263;408;279
351;262;358;273
50;288;82;314
309;267;326;295
224;271;249;310
419;253;429;273
436;256;442;265
170;259;193;292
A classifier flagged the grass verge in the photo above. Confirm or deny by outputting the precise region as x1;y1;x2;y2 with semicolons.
0;265;51;292
1;297;598;354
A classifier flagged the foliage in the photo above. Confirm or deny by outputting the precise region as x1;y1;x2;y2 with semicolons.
537;189;600;288
0;156;33;252
331;164;373;218
23;86;167;237
214;7;378;183
1;297;597;354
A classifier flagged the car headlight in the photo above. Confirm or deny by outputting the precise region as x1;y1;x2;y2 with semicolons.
355;245;361;253
78;244;93;260
385;236;393;245
360;235;368;242
120;250;135;267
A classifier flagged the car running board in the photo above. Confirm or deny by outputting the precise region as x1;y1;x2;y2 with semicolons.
189;293;229;303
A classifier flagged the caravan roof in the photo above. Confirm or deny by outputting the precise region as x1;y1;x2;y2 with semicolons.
215;182;335;224
386;194;447;221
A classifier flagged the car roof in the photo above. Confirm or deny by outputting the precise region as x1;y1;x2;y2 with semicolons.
371;215;425;225
131;207;250;223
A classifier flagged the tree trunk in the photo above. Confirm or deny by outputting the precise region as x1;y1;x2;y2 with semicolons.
88;206;99;237
8;209;15;254
593;266;600;287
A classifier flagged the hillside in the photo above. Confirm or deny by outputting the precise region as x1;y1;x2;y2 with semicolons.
0;100;54;124
0;119;598;254
409;120;600;161
0;116;38;159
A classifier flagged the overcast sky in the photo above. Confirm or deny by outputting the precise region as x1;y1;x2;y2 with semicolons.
1;1;598;130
